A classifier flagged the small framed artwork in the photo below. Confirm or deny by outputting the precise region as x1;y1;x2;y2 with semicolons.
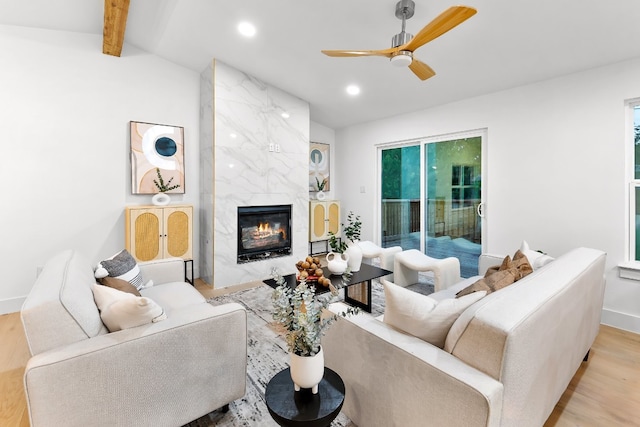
130;121;185;194
309;142;330;192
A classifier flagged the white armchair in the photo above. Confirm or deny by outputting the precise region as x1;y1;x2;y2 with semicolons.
21;250;247;427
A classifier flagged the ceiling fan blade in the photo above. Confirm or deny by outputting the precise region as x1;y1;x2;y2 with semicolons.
408;59;436;81
403;6;477;52
321;48;396;58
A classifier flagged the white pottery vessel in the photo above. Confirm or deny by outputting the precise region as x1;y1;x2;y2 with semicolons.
326;252;349;275
152;192;171;206
345;240;363;272
290;346;324;394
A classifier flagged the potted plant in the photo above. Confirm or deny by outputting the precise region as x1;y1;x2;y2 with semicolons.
342;211;363;272
326;231;348;274
271;268;358;393
315;177;327;200
151;168;180;206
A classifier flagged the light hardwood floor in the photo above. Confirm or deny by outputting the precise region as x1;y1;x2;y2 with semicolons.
2;281;639;426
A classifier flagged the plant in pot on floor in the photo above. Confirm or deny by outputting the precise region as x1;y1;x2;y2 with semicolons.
271;268;359;394
342;211;363;272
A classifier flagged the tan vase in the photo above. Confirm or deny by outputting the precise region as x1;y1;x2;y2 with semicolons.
289;346;324;394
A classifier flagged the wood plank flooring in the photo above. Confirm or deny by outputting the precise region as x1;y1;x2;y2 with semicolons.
2;281;639;426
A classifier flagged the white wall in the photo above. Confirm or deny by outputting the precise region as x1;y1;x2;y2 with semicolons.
335;57;640;333
0;26;200;313
310;121;337;201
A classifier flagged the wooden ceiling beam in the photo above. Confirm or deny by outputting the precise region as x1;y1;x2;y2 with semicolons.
103;0;130;57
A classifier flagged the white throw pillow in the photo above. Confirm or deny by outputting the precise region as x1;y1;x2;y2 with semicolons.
382;279;486;348
92;283;166;332
520;241;554;269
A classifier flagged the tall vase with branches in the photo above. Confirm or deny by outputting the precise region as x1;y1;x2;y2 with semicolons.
343;211;363;272
271;268;358;393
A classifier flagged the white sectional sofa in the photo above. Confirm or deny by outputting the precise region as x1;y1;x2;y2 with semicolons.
322;247;606;427
21;249;247;427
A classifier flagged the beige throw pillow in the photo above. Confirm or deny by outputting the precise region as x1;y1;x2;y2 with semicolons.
456;250;533;298
382;279;486;348
92;283;166;332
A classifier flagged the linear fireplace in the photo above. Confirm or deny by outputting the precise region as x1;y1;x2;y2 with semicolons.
237;205;292;263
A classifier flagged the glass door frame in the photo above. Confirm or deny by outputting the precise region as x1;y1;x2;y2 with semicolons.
375;128;488;255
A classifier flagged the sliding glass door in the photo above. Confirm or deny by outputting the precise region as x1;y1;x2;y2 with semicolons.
380;134;484;277
380;145;421;250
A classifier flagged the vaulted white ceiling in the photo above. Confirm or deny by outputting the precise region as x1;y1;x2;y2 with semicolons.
3;0;640;129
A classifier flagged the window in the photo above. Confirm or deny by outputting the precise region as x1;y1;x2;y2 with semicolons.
627;101;640;261
451;165;479;209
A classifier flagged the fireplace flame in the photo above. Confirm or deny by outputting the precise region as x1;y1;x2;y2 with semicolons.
252;222;287;240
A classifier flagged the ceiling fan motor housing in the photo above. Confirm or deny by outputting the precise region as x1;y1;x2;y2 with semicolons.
392;31;413;48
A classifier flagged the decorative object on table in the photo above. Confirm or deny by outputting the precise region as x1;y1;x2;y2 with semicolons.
314;177;327;201
130;121;185;195
295;256;332;288
309;141;330;193
343;211;363;272
326;251;349;275
327;230;349;275
151;168;180;206
271;267;358;394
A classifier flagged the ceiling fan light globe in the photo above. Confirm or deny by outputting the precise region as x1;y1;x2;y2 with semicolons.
390;53;413;67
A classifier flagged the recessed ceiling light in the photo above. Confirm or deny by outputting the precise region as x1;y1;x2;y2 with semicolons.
346;85;360;96
281;112;290;119
230;133;237;138
238;21;256;37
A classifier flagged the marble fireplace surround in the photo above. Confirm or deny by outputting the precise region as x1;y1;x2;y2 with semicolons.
200;60;310;288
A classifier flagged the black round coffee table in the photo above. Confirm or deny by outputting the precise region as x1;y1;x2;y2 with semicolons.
265;367;345;427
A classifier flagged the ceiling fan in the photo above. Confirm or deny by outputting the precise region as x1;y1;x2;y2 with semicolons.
321;0;477;81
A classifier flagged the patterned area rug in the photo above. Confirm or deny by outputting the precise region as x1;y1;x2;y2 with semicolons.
184;277;433;426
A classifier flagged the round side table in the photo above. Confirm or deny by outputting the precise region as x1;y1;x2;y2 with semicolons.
265;367;345;427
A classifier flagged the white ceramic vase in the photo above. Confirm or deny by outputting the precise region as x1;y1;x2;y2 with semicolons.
315;190;326;201
289;346;324;394
345;240;363;272
326;252;349;275
152;192;171;206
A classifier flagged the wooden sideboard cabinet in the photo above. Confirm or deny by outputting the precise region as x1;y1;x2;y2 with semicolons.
309;200;341;242
125;205;193;262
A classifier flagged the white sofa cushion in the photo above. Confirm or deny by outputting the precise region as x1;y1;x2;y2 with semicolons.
92;284;166;332
382;279;486;348
140;282;205;314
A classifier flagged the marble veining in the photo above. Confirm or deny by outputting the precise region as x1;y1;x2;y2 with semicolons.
200;60;310;288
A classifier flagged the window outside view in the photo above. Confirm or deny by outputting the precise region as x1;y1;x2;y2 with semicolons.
381;137;482;277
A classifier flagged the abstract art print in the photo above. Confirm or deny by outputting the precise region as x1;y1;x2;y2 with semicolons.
309;142;330;192
130;121;185;194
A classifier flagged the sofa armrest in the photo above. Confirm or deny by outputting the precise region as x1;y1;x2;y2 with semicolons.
138;257;185;285
24;302;247;427
322;302;503;427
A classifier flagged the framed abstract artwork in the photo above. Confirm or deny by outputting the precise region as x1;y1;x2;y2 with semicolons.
130;121;185;194
309;142;330;192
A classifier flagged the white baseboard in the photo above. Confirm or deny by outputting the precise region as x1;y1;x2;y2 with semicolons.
0;296;25;315
601;308;640;334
